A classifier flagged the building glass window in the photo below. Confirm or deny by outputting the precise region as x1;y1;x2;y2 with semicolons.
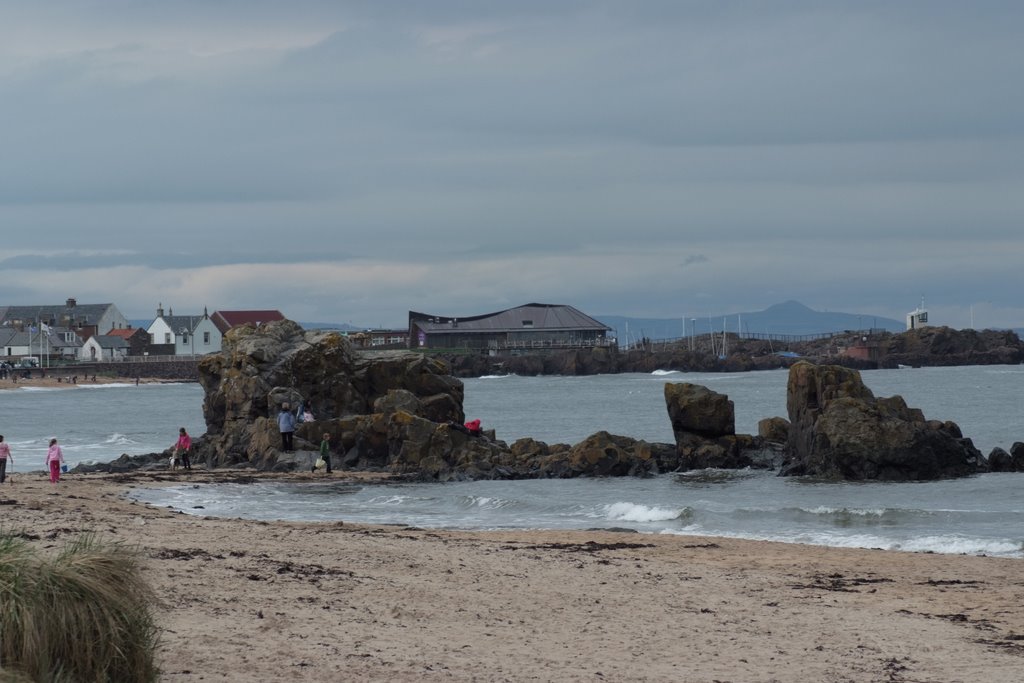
204;331;210;344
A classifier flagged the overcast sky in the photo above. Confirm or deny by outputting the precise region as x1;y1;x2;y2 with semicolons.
2;1;1021;330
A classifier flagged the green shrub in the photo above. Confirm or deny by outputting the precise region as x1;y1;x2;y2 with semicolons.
0;533;160;682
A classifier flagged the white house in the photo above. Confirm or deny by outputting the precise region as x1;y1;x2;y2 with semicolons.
146;304;222;355
906;298;930;331
80;335;130;361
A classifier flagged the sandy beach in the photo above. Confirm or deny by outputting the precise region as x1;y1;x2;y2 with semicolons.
2;469;1022;682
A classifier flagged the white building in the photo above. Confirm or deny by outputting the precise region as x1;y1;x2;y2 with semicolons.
80;334;130;361
906;298;930;331
146;304;222;355
1;326;83;363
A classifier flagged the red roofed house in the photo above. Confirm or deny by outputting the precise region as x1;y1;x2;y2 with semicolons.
210;310;287;335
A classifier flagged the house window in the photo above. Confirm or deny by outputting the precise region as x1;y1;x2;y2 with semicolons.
204;331;210;344
182;333;189;344
521;320;534;328
164;333;171;344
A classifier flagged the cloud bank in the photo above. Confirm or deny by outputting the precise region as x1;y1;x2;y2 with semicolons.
1;1;1022;330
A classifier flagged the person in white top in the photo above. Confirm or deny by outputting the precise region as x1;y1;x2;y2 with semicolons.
0;435;12;484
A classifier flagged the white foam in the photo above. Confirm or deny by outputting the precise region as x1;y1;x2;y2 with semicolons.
659;528;1024;559
650;369;680;376
801;506;887;517
104;433;136;446
604;502;687;523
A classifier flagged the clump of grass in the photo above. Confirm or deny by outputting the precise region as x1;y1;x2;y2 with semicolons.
0;533;160;682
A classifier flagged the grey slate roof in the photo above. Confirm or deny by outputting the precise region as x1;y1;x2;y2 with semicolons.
91;335;130;349
411;303;611;334
162;315;205;333
1;303;115;326
0;328;78;348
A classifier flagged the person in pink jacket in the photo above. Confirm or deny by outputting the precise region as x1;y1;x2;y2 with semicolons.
46;438;65;484
174;427;193;471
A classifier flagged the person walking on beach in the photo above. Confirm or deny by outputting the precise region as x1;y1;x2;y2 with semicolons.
0;435;12;484
314;432;333;474
46;438;65;485
278;402;296;452
174;427;193;471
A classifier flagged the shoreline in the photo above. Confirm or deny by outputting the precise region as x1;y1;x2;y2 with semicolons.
4;469;1022;681
0;375;186;391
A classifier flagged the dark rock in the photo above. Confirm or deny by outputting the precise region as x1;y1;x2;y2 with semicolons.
987;447;1014;472
782;361;986;480
991;442;1024;472
665;383;735;439
758;417;789;444
1011;442;1024;471
196;321;466;469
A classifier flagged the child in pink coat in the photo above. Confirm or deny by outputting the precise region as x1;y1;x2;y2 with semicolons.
46;438;65;484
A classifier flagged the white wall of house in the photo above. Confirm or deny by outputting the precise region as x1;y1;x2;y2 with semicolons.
95;306;130;333
148;314;222;355
175;317;221;355
79;337;127;361
3;342;30;357
147;318;175;346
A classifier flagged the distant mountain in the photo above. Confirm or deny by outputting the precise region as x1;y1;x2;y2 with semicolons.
596;300;905;342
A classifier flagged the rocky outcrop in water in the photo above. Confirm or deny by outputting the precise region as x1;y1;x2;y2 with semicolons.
195;321;466;469
75;322;1003;483
438;326;1024;377
879;326;1023;369
986;442;1024;472
780;361;987;480
663;383;770;469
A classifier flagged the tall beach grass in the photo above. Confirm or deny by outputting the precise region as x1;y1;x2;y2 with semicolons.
0;533;159;682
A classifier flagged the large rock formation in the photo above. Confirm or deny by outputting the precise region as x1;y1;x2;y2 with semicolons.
187;320;681;480
76;321;1003;483
880;326;1023;368
196;321;466;469
781;361;986;480
664;383;771;469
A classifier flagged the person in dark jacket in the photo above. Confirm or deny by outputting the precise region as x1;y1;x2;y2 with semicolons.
278;402;296;452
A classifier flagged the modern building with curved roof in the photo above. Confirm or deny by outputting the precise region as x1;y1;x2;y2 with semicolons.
408;303;613;351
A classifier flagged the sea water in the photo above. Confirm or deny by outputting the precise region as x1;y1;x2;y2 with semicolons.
0;382;204;471
4;367;1023;557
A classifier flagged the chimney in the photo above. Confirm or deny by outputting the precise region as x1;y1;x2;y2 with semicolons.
157;302;164;318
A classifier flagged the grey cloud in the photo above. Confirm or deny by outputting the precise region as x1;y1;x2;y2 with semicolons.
0;250;354;271
0;1;1022;328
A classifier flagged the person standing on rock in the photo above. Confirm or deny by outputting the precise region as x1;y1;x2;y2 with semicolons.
0;435;12;484
278;402;296;452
